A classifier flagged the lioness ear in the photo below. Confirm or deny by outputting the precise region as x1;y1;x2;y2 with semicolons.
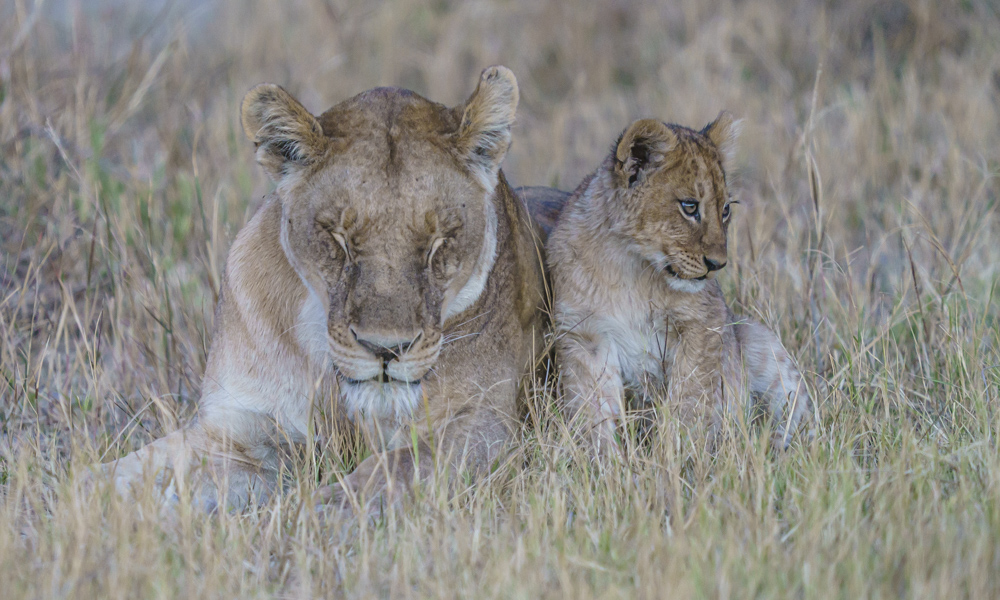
453;65;519;190
614;119;677;188
241;83;328;183
702;110;741;167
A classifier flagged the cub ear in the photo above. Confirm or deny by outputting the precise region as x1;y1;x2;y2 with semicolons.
614;119;677;188
453;65;519;190
241;84;328;183
702;110;741;166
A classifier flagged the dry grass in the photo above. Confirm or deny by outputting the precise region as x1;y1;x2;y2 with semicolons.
2;0;999;597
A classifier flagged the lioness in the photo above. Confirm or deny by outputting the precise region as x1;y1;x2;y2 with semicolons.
541;114;811;455
101;66;547;512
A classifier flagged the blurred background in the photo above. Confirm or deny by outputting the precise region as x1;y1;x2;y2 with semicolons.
1;0;998;465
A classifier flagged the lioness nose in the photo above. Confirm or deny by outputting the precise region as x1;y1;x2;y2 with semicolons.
704;256;727;272
350;327;422;362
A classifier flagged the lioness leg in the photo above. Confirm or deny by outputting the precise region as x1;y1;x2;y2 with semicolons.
733;320;811;449
321;378;520;515
101;416;280;512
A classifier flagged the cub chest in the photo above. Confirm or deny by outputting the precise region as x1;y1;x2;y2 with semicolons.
597;300;680;398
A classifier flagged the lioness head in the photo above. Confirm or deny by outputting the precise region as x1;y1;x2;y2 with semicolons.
240;67;518;422
609;113;739;292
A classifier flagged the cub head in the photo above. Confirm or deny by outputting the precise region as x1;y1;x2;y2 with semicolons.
240;67;518;420
609;113;739;292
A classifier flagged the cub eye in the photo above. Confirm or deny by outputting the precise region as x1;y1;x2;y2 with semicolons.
721;203;731;220
679;199;699;217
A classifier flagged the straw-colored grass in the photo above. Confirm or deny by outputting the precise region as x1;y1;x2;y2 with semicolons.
2;0;998;597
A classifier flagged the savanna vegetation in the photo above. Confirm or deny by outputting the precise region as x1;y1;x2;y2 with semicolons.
1;0;998;597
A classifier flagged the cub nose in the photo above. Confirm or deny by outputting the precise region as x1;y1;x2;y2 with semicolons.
704;256;727;272
350;327;422;362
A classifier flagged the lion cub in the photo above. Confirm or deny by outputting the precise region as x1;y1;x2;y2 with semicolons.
545;114;810;454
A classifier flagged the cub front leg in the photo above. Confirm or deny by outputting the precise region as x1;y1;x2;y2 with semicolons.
665;323;726;446
556;332;627;458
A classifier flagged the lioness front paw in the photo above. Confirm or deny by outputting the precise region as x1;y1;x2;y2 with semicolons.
316;469;406;521
100;459;139;494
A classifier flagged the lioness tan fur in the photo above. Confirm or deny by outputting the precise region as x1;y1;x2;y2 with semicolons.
100;66;547;512
544;114;811;454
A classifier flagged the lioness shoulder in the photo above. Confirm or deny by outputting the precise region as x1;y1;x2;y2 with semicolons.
546;114;811;453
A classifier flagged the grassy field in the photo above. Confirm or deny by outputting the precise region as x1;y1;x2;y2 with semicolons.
2;0;999;597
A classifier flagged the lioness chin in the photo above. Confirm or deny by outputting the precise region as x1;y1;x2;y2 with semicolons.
537;114;811;455
98;66;548;513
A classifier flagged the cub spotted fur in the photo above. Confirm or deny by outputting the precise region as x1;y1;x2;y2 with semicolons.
99;66;548;512
544;114;810;453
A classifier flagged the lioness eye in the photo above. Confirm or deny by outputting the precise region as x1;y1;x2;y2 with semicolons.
329;230;351;260
679;199;699;217
427;237;447;265
722;203;731;219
